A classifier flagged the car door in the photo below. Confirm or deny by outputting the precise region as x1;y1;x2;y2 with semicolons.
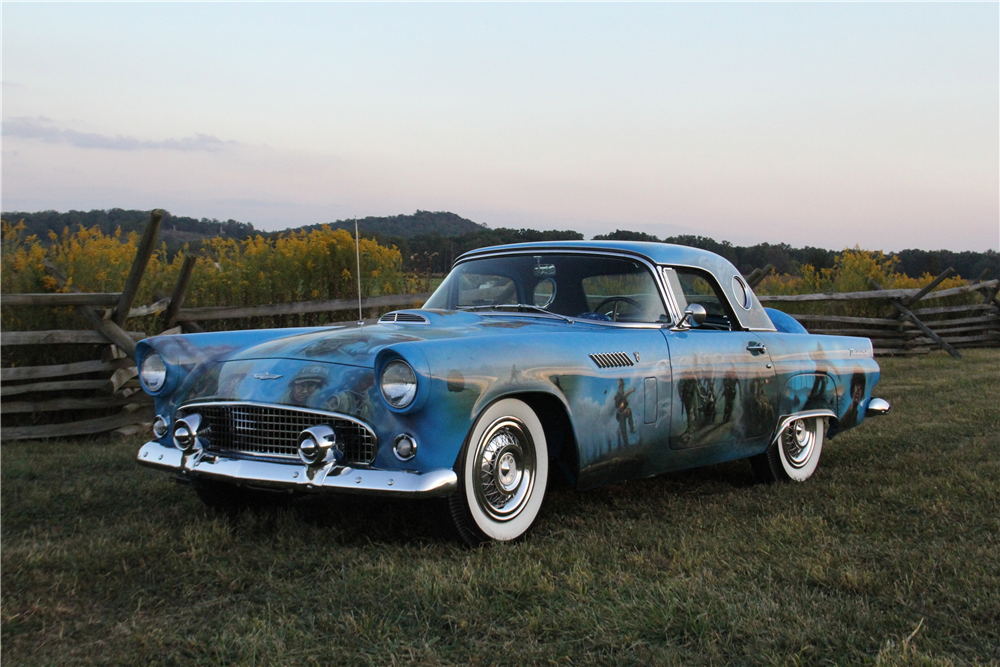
660;267;779;451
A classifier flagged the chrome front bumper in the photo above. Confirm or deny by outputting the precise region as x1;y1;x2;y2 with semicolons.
137;441;458;498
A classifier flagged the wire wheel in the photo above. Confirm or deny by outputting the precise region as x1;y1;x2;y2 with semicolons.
473;418;537;523
750;415;825;484
781;418;817;469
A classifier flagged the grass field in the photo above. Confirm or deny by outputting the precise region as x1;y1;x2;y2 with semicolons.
3;349;998;666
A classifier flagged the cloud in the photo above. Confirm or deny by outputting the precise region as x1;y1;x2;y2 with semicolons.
2;116;235;152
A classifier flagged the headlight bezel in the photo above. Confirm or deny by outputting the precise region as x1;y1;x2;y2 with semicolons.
380;359;418;409
140;353;168;394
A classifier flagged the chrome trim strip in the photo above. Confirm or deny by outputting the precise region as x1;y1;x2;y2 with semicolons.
769;410;837;445
176;400;378;448
136;441;458;498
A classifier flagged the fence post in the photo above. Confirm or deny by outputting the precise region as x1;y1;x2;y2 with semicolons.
868;278;961;358
745;264;774;289
162;254;196;331
42;260;139;357
903;267;955;306
113;209;163;327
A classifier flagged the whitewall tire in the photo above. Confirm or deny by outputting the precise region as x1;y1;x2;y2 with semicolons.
751;416;825;484
449;398;549;545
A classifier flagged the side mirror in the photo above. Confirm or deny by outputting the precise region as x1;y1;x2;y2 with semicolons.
673;303;707;330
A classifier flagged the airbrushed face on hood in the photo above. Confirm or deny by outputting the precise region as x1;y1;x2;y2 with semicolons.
181;357;381;421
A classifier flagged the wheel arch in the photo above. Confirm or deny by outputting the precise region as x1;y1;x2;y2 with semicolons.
769;409;837;445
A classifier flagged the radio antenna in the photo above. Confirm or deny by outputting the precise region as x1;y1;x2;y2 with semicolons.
355;217;363;323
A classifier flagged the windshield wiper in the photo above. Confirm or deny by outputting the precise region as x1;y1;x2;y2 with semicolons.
458;304;572;323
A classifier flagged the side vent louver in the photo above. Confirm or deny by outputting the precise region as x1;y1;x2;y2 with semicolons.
589;352;634;369
379;312;430;324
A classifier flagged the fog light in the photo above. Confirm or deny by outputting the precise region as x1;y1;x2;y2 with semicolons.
298;425;338;465
153;415;169;438
393;434;417;461
173;414;204;453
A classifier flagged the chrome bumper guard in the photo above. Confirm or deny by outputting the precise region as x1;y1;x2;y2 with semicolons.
137;441;457;498
865;397;890;417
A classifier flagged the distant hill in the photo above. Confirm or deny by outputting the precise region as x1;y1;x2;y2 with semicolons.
304;210;487;239
2;208;257;257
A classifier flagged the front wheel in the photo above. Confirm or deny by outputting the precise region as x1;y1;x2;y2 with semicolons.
750;416;825;483
449;398;549;546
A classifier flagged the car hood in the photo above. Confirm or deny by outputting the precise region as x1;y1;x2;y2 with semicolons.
226;309;575;368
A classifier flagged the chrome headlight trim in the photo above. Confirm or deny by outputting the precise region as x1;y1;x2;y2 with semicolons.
140;353;167;394
380;359;417;409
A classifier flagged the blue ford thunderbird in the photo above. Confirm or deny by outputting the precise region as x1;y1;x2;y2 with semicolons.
137;241;889;545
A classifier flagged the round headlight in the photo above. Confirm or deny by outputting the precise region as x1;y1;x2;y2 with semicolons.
381;360;417;409
141;353;167;392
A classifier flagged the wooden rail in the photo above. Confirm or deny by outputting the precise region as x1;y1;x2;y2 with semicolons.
768;272;1000;357
173;292;432;323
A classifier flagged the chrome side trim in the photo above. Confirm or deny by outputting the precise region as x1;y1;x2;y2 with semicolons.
136;441;457;498
865;398;891;417
769;410;837;445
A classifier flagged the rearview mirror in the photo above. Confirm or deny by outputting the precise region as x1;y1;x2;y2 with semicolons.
673;303;707;330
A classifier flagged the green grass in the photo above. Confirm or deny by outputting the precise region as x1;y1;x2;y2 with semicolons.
3;350;999;666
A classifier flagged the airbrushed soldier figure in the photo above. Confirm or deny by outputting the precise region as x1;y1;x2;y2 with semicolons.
285;365;330;406
722;372;740;422
614;378;637;446
839;372;866;429
678;377;699;440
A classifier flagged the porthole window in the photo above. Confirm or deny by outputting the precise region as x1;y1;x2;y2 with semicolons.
532;277;556;309
732;276;752;310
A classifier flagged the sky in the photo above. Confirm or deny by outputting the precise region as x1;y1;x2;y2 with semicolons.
2;2;997;252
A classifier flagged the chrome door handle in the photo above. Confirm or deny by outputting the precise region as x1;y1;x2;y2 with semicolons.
746;341;767;355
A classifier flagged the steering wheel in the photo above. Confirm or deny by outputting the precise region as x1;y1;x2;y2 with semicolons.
593;296;642;322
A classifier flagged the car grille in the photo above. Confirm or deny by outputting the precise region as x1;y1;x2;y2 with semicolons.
177;403;377;465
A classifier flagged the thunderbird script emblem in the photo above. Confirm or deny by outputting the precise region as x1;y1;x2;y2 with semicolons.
254;373;283;380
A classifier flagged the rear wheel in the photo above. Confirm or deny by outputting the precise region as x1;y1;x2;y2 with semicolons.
449;398;549;546
751;416;825;483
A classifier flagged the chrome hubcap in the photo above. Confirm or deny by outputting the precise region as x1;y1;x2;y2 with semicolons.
782;418;816;468
474;418;536;522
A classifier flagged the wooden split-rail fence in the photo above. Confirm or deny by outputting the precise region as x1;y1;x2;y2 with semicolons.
746;264;1000;358
0;211;430;441
2;221;996;441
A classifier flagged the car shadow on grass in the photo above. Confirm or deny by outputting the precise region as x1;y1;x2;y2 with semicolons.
193;458;761;547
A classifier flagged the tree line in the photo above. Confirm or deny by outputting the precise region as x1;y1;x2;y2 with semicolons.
3;208;996;281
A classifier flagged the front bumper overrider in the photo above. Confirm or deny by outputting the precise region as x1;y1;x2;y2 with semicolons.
137;441;458;498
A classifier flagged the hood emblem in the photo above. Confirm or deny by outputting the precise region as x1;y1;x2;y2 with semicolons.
254;373;283;381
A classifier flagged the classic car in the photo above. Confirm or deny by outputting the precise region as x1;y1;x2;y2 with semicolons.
136;241;890;545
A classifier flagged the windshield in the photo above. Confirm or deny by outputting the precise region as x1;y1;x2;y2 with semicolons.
424;253;670;324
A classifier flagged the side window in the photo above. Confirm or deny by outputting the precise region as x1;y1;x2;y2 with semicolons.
581;271;668;323
664;267;738;330
457;273;518;307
